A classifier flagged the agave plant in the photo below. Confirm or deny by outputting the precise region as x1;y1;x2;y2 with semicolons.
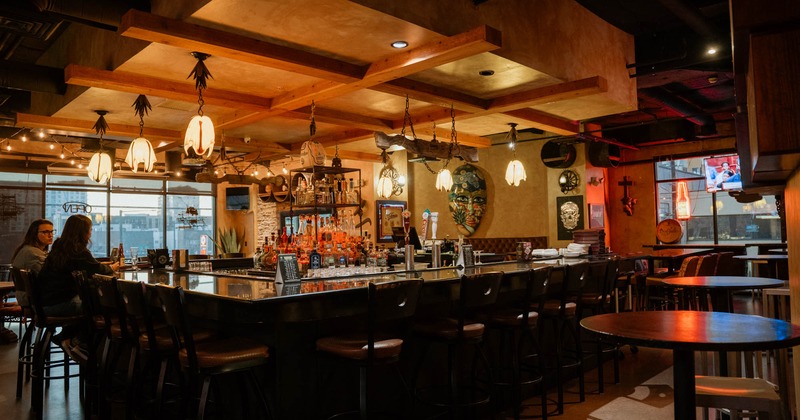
213;227;242;254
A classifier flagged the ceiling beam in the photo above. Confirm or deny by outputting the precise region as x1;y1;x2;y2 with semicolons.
289;129;376;151
372;78;489;113
118;9;364;83
322;149;382;163
64;64;271;110
501;109;579;135
16;113;180;142
282;106;393;131
411;126;492;148
487;76;608;113
219;25;502;129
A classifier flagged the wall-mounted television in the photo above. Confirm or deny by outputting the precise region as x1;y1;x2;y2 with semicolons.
226;186;250;210
703;155;742;192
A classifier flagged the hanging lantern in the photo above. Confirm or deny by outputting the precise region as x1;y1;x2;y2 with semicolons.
676;181;691;220
505;159;527;186
125;137;157;172
435;168;453;191
88;151;113;183
376;174;395;198
126;94;157;172
184;52;215;160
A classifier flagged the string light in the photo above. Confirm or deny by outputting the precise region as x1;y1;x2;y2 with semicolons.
38;130;45;139
5;143;11;152
20;135;27;142
70;159;75;165
49;143;55;150
78;162;84;169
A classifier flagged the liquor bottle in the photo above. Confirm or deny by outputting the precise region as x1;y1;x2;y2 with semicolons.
281;226;289;251
337;243;347;267
309;241;322;270
118;243;125;265
253;244;263;269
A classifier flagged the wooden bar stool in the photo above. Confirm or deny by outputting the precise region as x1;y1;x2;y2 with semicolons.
316;279;423;419
9;267;37;400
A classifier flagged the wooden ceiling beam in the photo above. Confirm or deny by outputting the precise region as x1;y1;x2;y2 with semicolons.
372;78;489;113
16;113;180;142
118;9;364;83
411;126;492;148
269;25;502;111
501;109;580;135
282;106;393;131
322;149;382;163
65;64;271;110
488;76;608;113
288;129;375;152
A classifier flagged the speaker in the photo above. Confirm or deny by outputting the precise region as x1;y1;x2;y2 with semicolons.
147;248;170;269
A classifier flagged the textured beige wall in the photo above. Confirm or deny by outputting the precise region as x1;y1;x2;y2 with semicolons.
408;139;590;246
606;163;656;255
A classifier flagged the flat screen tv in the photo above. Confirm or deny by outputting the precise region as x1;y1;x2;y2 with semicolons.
226;186;250;210
703;155;742;192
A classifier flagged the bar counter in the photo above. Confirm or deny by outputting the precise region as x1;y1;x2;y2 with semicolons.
117;257;586;418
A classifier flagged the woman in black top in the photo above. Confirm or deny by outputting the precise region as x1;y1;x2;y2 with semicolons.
38;214;120;316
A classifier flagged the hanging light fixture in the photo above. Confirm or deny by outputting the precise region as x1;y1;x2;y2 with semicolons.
125;94;157;172
504;123;527;186
377;150;404;198
184;52;215;160
88;110;113;183
299;101;326;167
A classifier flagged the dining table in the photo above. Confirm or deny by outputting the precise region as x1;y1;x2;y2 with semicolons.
646;248;712;275
581;311;800;420
0;281;14;296
661;275;785;312
733;254;789;279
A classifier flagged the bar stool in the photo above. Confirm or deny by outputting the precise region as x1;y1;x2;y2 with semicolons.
580;259;620;393
316;279;423;419
20;268;84;420
9;267;36;400
412;271;503;418
482;267;549;419
540;262;587;414
154;284;272;420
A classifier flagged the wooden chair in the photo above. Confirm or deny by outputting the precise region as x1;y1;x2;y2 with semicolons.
316;279;423;419
581;259;621;393
153;284;272;420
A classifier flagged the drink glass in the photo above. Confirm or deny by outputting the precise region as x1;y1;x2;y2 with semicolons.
129;247;139;271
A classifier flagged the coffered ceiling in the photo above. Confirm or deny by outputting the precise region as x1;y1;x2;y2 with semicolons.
0;0;734;174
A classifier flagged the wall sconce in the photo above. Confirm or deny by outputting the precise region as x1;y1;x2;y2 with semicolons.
377;150;404;198
558;169;579;194
587;176;604;186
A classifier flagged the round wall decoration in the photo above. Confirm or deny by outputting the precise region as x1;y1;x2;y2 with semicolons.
656;218;683;244
558;170;579;194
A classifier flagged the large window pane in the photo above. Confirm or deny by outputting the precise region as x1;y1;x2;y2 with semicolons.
45;190;108;257
110;193;164;257
717;195;780;242
167;195;215;255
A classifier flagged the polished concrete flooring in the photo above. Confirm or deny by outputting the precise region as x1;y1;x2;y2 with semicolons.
0;292;790;419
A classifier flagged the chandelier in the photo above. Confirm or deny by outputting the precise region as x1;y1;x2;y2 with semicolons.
125;94;157;172
504;123;526;186
88;110;113;184
177;206;206;229
184;52;215;160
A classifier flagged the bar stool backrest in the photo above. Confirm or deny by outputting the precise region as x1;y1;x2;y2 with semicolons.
546;262;588;316
116;279;158;349
600;259;621;313
695;254;719;276
367;279;423;361
154;284;199;372
14;268;46;327
9;267;30;308
713;252;739;276
676;256;701;276
584;261;610;296
457;272;503;338
523;267;550;324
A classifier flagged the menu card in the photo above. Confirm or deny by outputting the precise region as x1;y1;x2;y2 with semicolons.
456;244;475;268
275;254;301;296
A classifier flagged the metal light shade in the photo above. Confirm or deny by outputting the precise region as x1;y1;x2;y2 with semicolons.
125;137;157;172
505;159;527;186
184;115;215;159
88;152;113;183
376;174;395;198
435;168;453;191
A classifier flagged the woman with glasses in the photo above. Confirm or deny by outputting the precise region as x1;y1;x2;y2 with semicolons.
38;215;120;361
11;218;55;274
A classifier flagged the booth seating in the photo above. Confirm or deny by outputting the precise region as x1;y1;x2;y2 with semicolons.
466;237;549;260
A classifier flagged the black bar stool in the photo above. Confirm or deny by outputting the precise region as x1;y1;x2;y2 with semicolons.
316;279;423;419
412;271;503;418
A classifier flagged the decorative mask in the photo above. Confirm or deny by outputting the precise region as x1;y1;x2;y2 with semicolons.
560;200;580;230
448;164;487;236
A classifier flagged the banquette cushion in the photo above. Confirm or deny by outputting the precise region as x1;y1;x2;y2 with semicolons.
465;237;548;258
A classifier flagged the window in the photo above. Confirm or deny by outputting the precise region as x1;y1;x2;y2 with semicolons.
655;158;781;244
0;171;216;263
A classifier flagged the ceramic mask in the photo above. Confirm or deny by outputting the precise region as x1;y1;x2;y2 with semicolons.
560;200;580;230
448;164;487;236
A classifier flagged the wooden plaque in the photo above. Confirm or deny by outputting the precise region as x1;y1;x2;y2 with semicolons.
656;219;683;244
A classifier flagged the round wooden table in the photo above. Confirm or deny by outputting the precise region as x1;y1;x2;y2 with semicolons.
662;276;784;312
733;254;789;279
581;311;800;420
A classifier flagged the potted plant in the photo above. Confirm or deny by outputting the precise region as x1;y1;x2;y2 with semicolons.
213;227;244;258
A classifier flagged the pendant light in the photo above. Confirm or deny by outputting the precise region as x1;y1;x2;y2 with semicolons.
377;150;404;198
504;123;526;186
88;110;113;183
184;52;215;160
125;94;157;172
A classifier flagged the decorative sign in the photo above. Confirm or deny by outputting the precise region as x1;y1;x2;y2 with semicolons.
556;196;584;240
62;201;92;213
675;181;691;220
456;244;475;268
656;219;683;244
275;253;301;296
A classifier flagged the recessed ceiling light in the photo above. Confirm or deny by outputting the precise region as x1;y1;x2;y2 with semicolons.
391;40;408;49
479;69;495;76
707;47;718;55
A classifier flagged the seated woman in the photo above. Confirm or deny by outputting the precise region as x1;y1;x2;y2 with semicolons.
37;215;120;360
12;218;55;276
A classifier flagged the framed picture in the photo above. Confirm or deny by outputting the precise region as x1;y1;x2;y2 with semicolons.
556;196;584;240
589;203;605;229
376;200;406;242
